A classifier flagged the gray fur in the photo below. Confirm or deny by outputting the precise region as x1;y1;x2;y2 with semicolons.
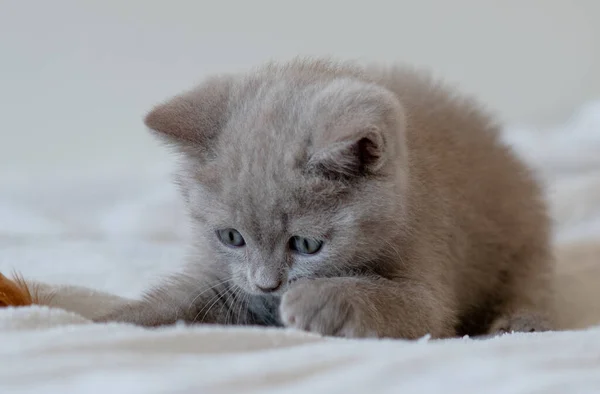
96;58;555;339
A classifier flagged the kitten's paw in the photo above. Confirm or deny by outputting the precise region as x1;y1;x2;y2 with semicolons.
489;311;552;335
279;278;367;338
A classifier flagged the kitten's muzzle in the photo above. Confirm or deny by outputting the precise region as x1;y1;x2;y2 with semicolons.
248;266;286;294
255;280;282;294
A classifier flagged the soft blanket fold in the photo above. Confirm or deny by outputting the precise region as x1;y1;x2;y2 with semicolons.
2;293;600;393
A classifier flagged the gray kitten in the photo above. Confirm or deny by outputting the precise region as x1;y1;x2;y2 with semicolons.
97;58;555;338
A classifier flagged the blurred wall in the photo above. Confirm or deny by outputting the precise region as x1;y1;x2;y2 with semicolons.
1;0;599;173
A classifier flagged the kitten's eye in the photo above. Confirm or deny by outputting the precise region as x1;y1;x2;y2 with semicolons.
289;236;323;255
216;228;246;247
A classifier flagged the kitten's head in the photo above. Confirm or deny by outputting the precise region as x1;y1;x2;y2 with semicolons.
145;59;409;295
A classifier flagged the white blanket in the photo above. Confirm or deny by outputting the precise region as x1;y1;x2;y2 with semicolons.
1;101;600;393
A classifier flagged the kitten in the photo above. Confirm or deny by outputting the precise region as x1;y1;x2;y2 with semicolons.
96;58;555;339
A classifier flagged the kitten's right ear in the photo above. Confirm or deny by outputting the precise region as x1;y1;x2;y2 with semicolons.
144;76;232;149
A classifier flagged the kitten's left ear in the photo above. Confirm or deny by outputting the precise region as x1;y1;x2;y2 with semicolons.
308;85;406;180
144;75;232;152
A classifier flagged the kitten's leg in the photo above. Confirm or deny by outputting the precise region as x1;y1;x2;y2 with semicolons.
488;311;552;334
94;273;249;327
487;286;555;335
487;254;555;335
279;276;456;339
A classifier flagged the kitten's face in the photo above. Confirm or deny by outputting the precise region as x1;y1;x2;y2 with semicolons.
184;159;400;296
146;60;409;295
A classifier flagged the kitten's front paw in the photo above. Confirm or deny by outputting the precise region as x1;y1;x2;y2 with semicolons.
279;278;368;338
489;311;552;335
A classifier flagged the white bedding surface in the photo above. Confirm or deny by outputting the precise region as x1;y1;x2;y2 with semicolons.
1;101;599;393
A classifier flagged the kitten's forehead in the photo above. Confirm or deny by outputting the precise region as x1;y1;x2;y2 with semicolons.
226;77;318;149
193;151;346;237
191;160;343;243
208;77;317;191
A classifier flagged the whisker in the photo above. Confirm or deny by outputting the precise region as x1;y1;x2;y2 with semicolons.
219;284;238;325
193;289;227;323
186;277;233;313
236;287;249;325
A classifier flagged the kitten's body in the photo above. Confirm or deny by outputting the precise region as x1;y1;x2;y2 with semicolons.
98;59;554;338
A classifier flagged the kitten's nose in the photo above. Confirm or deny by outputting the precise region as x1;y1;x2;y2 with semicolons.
255;280;282;293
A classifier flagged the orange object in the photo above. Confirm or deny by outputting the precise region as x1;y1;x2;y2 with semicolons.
0;273;37;307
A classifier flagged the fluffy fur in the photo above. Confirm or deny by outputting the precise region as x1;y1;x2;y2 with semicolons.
96;58;555;339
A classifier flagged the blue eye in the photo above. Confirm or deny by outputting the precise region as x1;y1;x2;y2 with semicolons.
289;236;323;255
217;228;246;247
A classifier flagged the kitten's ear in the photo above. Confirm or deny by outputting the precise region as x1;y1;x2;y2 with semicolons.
144;76;232;150
308;86;405;180
308;127;386;179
